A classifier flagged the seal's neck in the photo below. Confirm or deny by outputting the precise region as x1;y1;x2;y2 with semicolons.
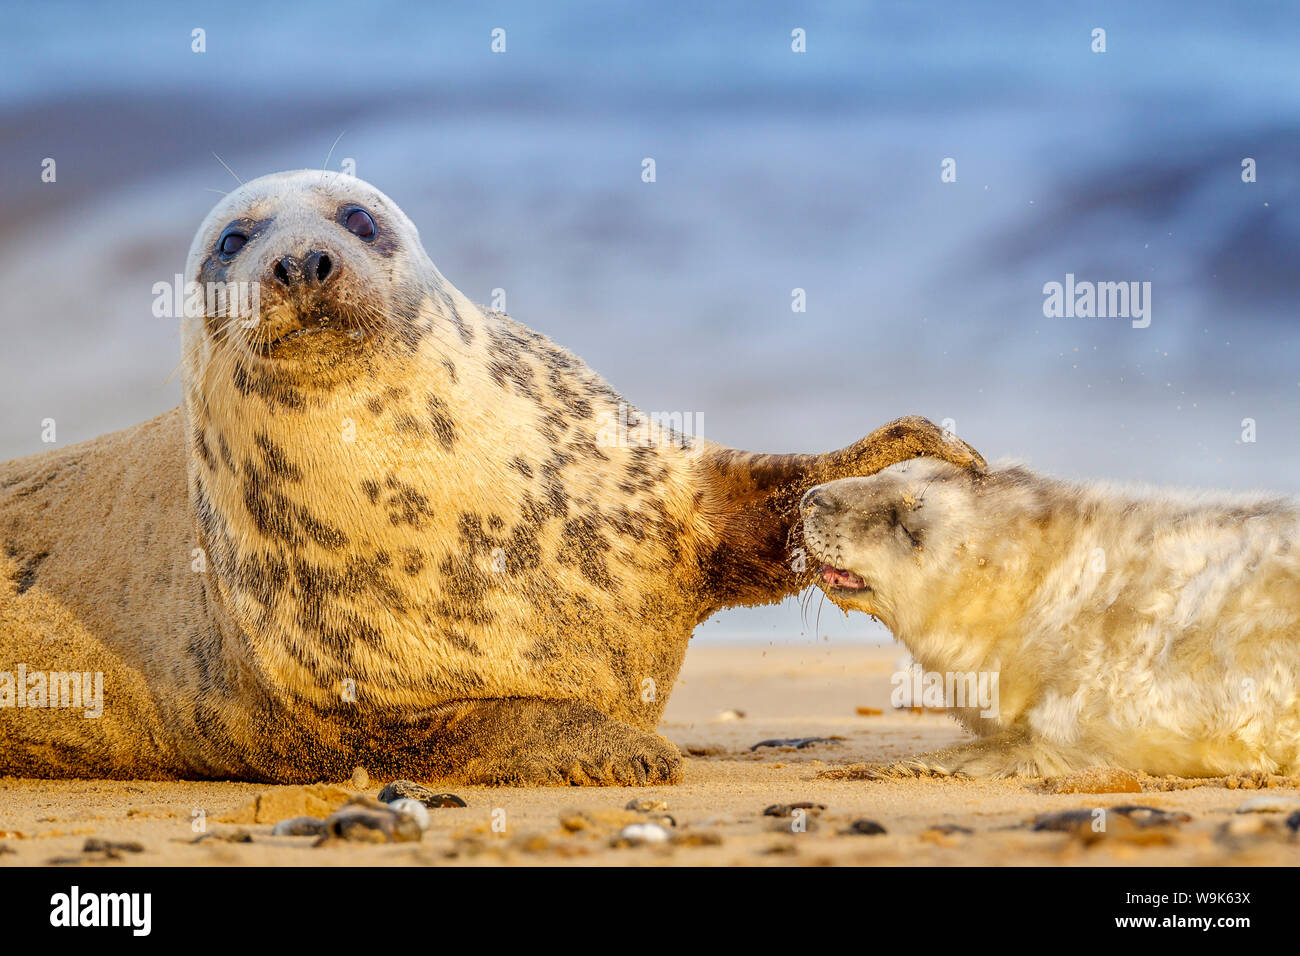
180;291;494;697
179;295;708;706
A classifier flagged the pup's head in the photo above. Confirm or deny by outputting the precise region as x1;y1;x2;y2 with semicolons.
182;170;454;387
799;458;989;628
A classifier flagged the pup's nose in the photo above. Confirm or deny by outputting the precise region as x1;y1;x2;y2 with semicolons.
270;250;338;288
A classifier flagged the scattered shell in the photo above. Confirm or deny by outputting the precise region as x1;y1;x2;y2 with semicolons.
376;780;468;808
763;802;826;817
271;816;324;837
843;819;887;836
1235;794;1300;814
1029;806;1188;847
1031;805;1189;832
716;709;746;721
750;737;841;752
612;823;670;847
387;798;431;832
350;766;370;790
625;797;670;813
1110;805;1192;826
319;797;423;844
1044;768;1143;794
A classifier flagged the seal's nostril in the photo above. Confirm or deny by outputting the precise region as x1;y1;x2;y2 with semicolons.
302;250;336;286
272;258;293;286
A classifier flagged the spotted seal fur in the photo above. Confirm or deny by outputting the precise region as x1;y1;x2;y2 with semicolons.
0;170;983;784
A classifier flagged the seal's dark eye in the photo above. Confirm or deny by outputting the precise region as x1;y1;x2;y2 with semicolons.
219;231;247;257
343;207;376;241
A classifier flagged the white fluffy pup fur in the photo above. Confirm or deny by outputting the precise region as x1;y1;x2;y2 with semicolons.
800;459;1300;778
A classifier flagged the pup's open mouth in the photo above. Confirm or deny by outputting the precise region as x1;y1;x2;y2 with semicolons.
820;563;867;591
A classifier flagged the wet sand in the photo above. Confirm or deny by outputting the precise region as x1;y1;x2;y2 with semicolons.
1;644;1297;866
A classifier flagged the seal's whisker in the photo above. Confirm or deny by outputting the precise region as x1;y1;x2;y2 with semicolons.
321;130;346;175
212;152;243;186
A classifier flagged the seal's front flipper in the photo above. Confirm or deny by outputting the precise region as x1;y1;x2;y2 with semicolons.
697;416;985;612
381;698;684;787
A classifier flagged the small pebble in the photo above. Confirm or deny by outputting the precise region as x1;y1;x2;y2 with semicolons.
351;766;370;790
843;819;887;836
1031;805;1188;832
387;798;431;832
750;737;840;752
1235;794;1300;814
320;797;423;844
1110;805;1192;826
83;838;145;854
613;823;670;847
625;797;670;812
1032;809;1096;832
271;816;324;837
191;829;253;844
716;709;746;721
377;780;467;808
763;802;826;817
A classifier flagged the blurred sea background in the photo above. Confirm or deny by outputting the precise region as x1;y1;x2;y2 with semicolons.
1;0;1297;643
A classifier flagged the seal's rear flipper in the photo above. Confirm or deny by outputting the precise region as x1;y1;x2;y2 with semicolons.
696;416;984;614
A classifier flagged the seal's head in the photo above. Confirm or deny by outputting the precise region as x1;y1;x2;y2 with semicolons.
183;169;450;385
799;459;989;628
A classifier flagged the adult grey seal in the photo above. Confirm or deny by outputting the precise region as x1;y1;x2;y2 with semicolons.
0;170;984;784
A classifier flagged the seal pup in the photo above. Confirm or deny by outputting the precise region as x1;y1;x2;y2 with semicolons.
0;169;984;784
801;459;1300;778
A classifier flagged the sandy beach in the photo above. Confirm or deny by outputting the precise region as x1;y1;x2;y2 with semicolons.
2;642;1297;867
